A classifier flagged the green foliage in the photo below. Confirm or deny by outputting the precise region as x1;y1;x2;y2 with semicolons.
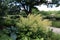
1;15;19;26
52;21;60;28
32;8;40;14
50;33;60;40
32;9;59;17
0;30;13;40
55;14;60;18
16;14;52;40
37;11;60;28
20;11;27;17
0;16;12;26
0;13;60;40
17;14;51;32
33;10;60;28
0;0;60;40
39;11;60;18
4;16;12;26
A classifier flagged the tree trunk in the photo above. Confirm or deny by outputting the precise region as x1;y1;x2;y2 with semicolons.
25;5;32;15
21;3;32;16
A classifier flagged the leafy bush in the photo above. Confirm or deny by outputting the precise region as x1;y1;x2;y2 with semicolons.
16;14;52;40
0;16;12;26
2;15;19;26
0;30;13;40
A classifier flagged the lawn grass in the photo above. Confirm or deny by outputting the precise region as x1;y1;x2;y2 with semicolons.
52;20;60;28
51;33;60;40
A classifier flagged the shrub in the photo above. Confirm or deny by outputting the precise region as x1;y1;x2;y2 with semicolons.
16;14;52;40
0;16;12;26
3;16;19;26
0;31;13;40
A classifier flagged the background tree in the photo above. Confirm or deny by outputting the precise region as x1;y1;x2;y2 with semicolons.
16;0;47;15
0;0;7;16
52;0;60;7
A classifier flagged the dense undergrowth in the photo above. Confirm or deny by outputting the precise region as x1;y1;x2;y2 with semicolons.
0;14;53;40
0;12;60;40
0;8;60;40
